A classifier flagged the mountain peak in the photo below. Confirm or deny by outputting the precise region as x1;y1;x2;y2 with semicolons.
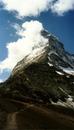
12;30;74;76
0;30;74;110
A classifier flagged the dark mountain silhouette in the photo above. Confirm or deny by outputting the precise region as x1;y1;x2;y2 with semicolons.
0;30;74;130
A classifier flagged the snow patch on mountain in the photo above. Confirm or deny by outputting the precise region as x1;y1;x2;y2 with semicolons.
60;67;74;75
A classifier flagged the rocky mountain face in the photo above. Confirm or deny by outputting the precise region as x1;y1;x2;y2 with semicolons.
12;30;74;76
0;30;74;130
0;30;74;107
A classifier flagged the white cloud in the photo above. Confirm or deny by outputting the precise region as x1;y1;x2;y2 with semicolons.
1;0;53;17
1;0;74;16
0;20;48;73
0;79;3;83
51;0;74;15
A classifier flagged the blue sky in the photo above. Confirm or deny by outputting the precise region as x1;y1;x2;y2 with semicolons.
0;0;74;82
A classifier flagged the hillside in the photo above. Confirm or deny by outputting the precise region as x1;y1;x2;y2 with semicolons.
0;30;74;129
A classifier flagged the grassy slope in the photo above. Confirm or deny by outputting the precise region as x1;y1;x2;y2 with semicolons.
0;98;74;130
0;63;74;129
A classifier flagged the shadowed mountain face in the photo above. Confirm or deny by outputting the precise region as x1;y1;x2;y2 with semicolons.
0;30;74;129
